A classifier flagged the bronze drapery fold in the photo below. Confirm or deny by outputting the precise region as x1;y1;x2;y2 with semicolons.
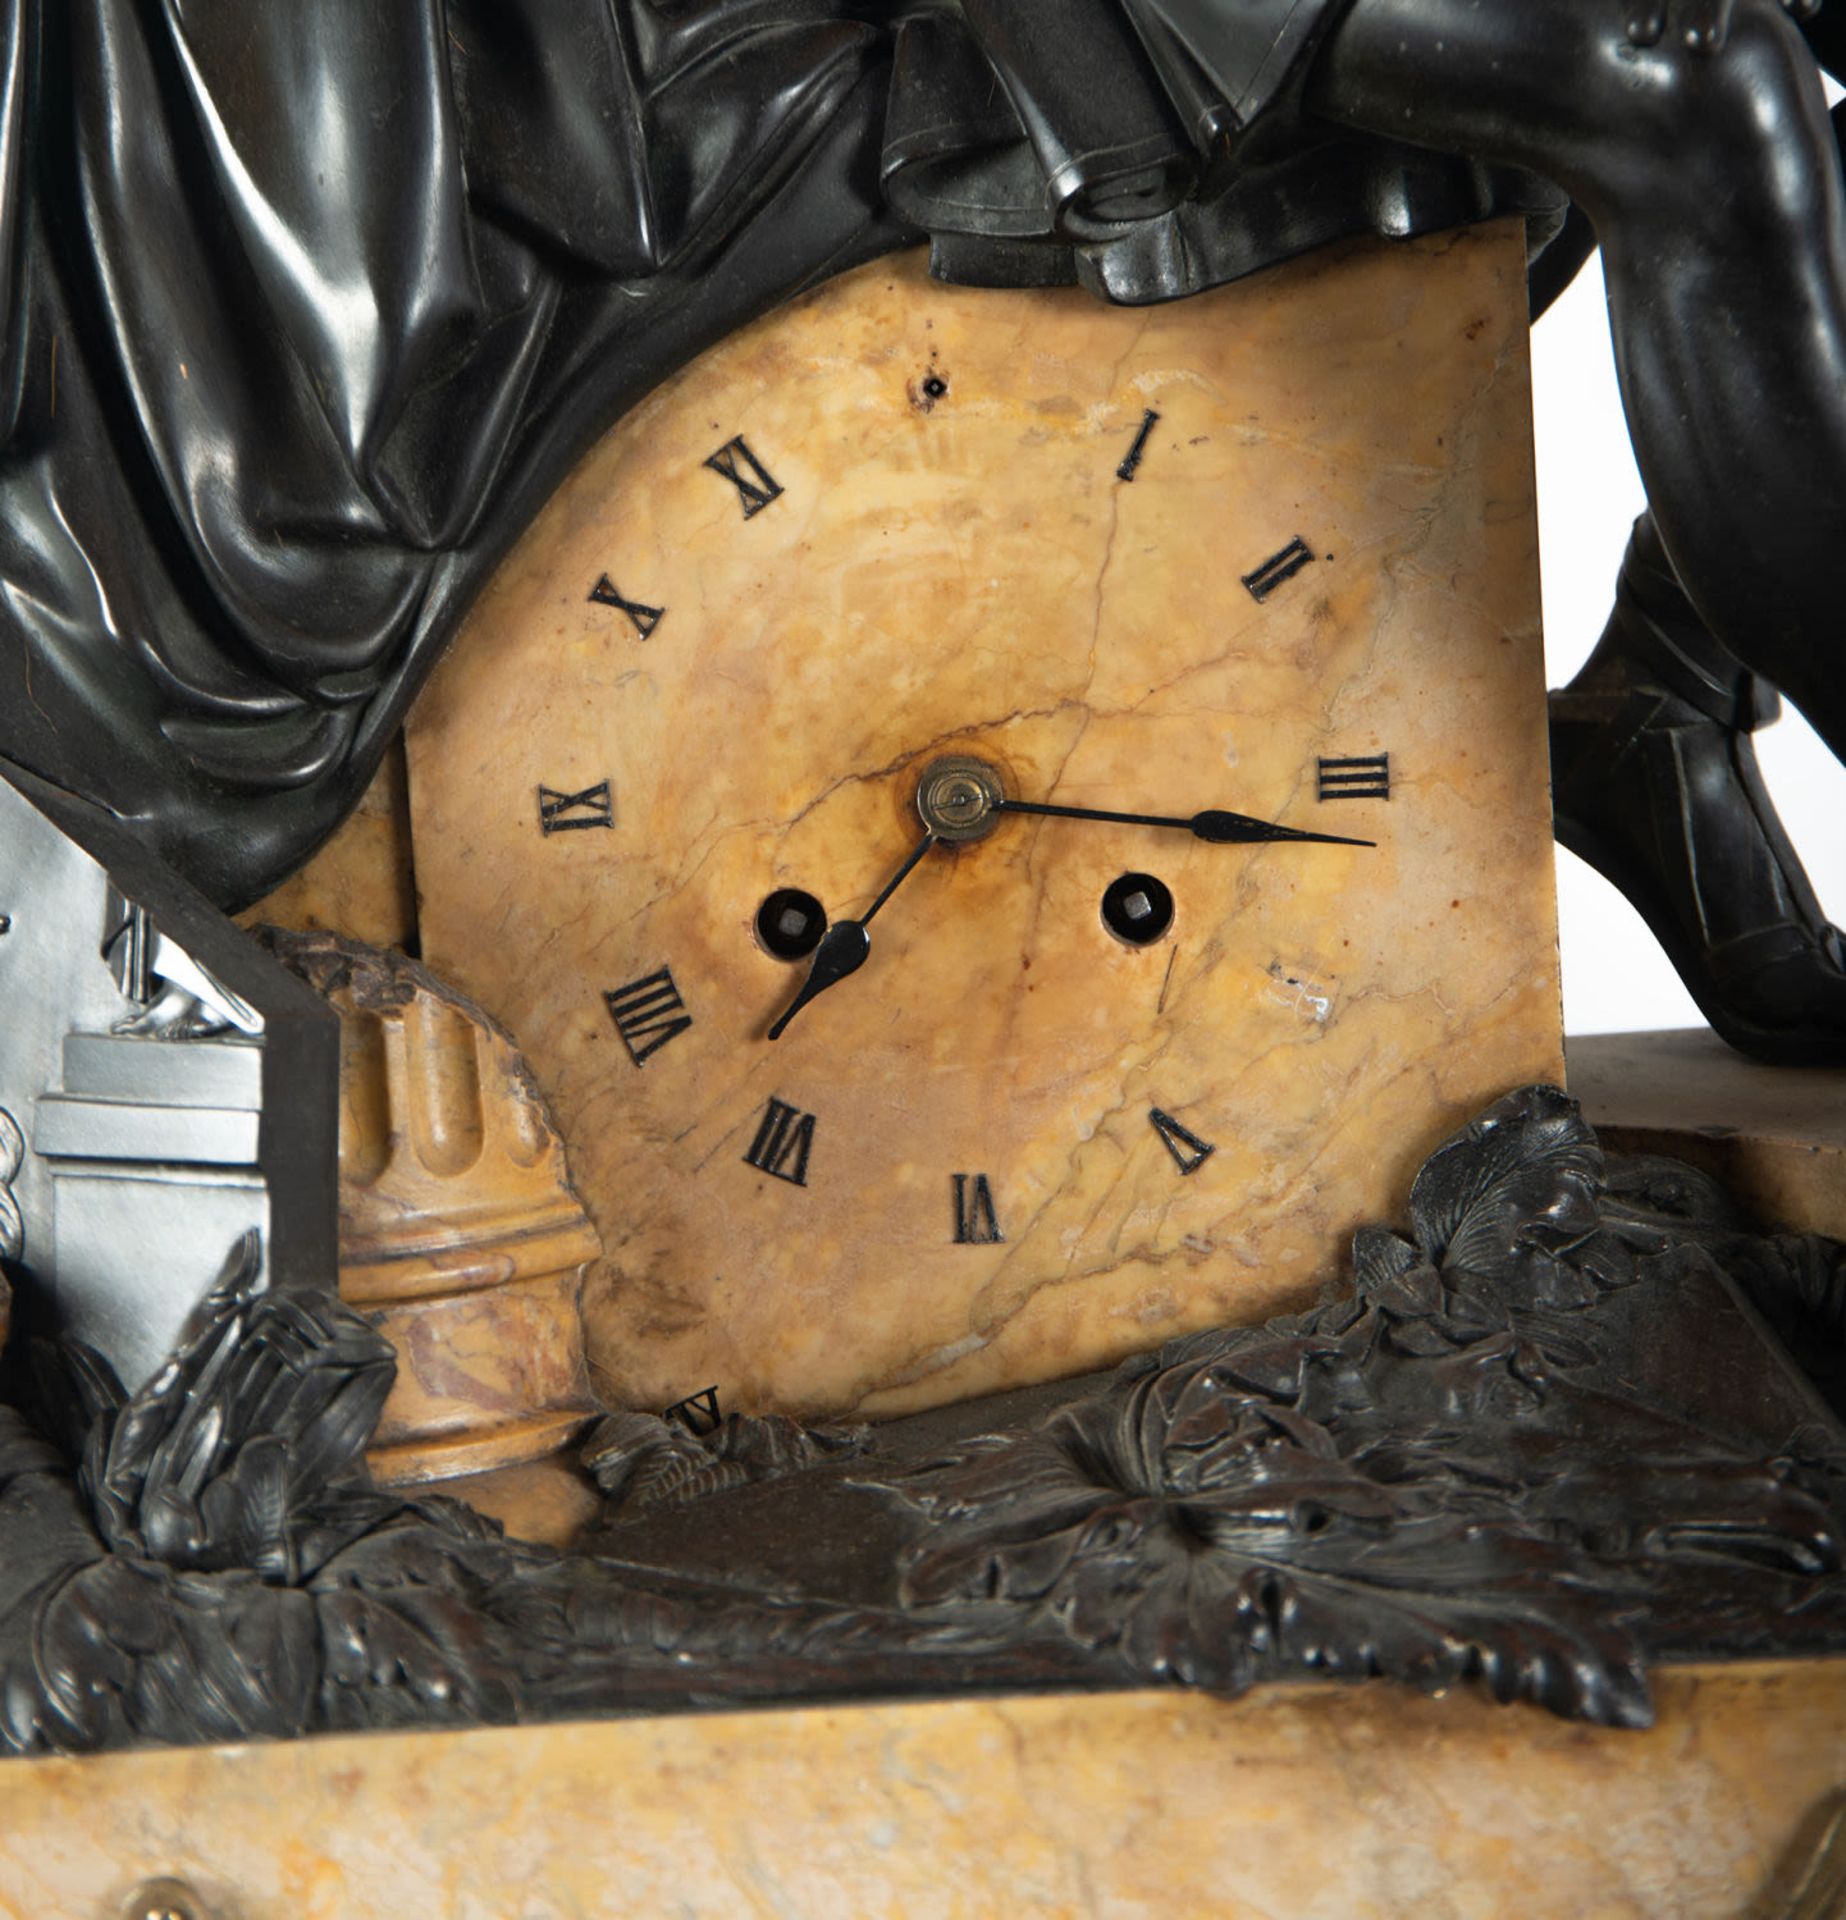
0;0;1558;908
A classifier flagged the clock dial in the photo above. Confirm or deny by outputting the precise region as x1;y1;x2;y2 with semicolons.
405;226;1562;1421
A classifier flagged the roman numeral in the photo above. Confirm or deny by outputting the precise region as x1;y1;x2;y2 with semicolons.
744;1096;815;1186
704;435;784;519
1149;1108;1216;1176
587;575;664;639
604;967;692;1066
1241;536;1316;602
662;1386;722;1436
1116;408;1160;482
537;780;613;834
1317;754;1391;801
952;1173;1004;1244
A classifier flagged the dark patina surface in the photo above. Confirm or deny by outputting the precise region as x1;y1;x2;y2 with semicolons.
0;1087;1839;1756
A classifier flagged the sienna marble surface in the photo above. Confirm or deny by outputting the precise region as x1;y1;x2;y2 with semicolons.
2;1663;1841;1918
243;737;418;951
284;935;601;1495
1569;1027;1846;1240
406;225;1563;1421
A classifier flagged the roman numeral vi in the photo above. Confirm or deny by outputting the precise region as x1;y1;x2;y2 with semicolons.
952;1173;1004;1244
604;967;693;1066
662;1387;722;1436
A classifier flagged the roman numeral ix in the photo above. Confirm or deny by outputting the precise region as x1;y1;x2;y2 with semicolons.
1317;754;1391;802
588;575;665;639
1242;536;1316;602
1149;1108;1216;1177
704;435;784;519
744;1096;815;1186
537;780;613;834
952;1173;1004;1245
604;967;692;1066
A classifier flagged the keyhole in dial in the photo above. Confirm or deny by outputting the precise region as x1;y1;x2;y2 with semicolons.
1101;872;1174;946
756;888;828;960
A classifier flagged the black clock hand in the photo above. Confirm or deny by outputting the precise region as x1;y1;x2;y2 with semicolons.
993;799;1373;849
767;831;938;1041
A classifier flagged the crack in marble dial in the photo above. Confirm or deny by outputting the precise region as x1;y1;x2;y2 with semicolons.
405;229;1563;1422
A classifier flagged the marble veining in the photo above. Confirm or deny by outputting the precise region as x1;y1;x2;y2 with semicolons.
406;225;1562;1420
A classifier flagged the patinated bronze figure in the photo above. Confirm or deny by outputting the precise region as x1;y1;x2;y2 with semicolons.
0;18;1841;1894
0;2;1840;1063
1353;0;1846;1065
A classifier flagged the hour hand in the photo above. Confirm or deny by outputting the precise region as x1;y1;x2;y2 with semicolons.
766;831;936;1041
994;799;1372;849
767;921;871;1041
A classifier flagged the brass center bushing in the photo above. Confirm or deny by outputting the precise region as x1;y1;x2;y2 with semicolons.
916;756;1005;842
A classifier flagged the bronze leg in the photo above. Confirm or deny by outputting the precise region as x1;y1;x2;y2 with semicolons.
1309;0;1846;761
1309;0;1846;1060
1550;515;1846;1063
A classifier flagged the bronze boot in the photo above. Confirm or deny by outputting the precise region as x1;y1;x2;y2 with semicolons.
1549;514;1846;1066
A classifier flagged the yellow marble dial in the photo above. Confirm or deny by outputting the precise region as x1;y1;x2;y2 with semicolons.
405;226;1563;1422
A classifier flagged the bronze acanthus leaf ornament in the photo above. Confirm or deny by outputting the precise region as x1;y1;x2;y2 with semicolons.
0;1087;1840;1756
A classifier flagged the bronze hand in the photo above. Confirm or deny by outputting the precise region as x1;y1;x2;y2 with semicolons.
993;799;1372;848
767;832;937;1041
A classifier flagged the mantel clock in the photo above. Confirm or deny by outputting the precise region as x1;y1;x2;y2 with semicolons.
405;222;1562;1421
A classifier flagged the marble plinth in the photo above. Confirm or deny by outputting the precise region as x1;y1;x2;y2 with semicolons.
1570;1028;1846;1240
405;224;1563;1422
3;1663;1842;1918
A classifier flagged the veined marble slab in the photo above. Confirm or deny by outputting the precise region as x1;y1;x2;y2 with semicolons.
406;225;1563;1419
2;1663;1840;1919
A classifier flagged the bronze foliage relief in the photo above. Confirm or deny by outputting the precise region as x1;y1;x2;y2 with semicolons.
0;1087;1840;1755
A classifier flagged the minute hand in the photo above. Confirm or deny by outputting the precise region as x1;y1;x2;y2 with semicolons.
993;799;1373;849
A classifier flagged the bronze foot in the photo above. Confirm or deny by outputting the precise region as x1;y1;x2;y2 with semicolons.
1550;516;1846;1067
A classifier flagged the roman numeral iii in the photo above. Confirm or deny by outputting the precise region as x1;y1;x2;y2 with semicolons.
1317;754;1391;801
587;575;665;639
604;967;693;1066
1241;536;1316;602
952;1174;1004;1244
1149;1108;1216;1176
744;1096;815;1186
704;435;784;518
537;780;613;834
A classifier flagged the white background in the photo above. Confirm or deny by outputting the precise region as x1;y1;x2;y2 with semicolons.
1530;253;1846;1037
